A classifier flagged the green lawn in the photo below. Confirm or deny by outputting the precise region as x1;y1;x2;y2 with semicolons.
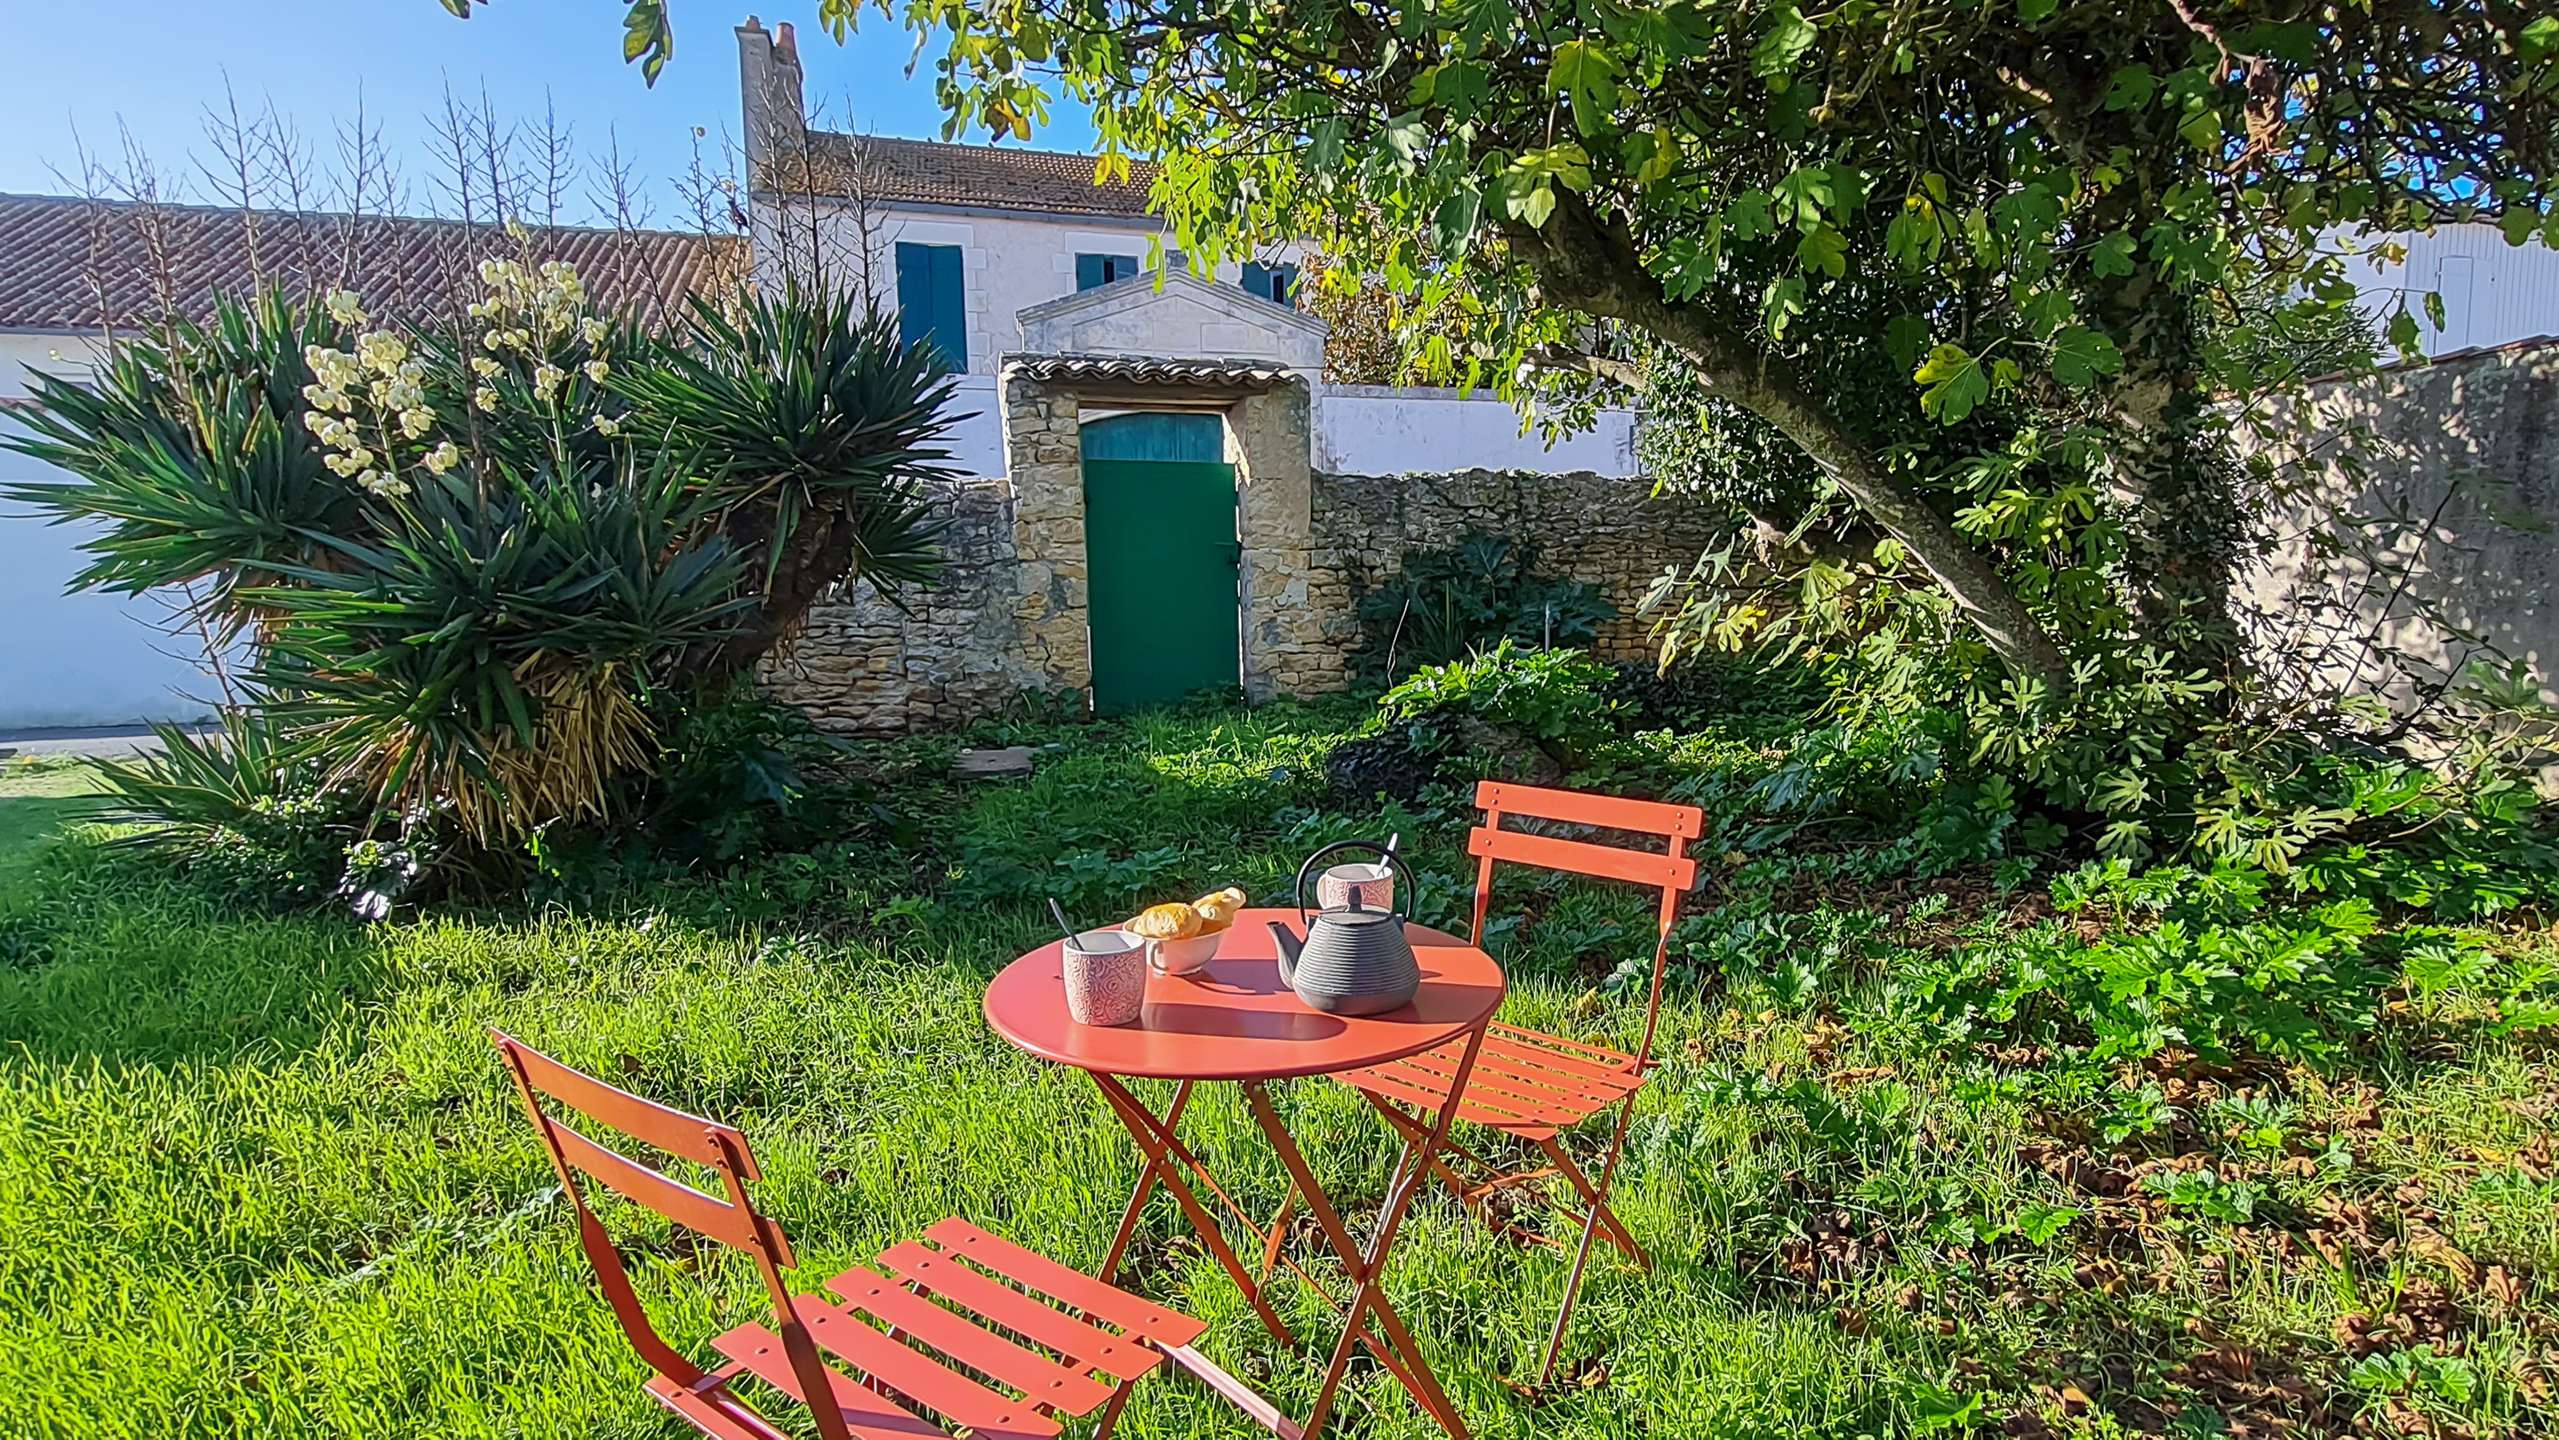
0;757;102;886
2;709;2552;1440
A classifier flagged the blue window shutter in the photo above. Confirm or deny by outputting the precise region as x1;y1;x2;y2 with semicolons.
897;242;967;370
931;244;967;371
896;242;932;350
1242;260;1298;307
1078;253;1139;288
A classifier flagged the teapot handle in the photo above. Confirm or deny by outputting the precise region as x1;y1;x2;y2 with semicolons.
1294;839;1418;928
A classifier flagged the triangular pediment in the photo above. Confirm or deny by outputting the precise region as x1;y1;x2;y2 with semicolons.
1014;268;1326;372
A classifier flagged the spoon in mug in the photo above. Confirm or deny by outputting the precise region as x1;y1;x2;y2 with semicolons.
1047;897;1079;947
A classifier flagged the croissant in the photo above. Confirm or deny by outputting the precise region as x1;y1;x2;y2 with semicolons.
1129;901;1204;940
1191;887;1248;933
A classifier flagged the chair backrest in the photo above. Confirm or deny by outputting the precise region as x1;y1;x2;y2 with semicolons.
1467;781;1704;1069
492;1032;849;1440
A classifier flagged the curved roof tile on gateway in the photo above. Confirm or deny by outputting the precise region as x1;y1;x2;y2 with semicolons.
767;133;1160;219
999;354;1296;391
0;193;746;332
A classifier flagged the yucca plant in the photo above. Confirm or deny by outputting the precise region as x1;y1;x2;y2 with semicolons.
619;278;963;672
249;455;751;841
3;294;364;636
81;709;366;906
85;710;335;845
6;258;962;883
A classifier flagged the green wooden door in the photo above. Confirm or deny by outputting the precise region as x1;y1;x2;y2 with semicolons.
1081;414;1239;713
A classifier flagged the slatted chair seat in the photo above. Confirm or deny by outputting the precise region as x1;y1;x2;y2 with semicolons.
491;1034;1215;1440
1342;1022;1645;1140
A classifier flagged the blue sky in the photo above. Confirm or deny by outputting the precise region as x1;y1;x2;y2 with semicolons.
0;1;1096;225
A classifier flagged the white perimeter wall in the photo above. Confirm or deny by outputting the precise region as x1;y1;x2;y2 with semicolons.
933;380;1640;481
2350;225;2559;356
1;331;224;729
1315;385;1639;477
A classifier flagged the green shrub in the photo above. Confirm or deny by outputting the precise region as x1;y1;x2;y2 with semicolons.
87;711;419;912
1377;639;1626;773
1913;862;2394;1067
1323;728;1444;804
635;685;916;866
1358;530;1612;679
1602;654;1821;732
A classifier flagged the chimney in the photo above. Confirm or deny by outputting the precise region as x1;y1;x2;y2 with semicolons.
736;15;808;179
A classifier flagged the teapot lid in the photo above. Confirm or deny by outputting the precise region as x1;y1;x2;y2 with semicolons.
1320;906;1401;927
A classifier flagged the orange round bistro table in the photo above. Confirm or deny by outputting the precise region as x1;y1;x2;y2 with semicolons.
984;910;1504;1440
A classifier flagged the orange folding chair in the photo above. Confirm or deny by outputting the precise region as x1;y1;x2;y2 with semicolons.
1331;781;1701;1385
492;1032;1231;1440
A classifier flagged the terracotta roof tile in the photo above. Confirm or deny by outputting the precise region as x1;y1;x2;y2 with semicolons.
0;192;747;332
768;134;1158;219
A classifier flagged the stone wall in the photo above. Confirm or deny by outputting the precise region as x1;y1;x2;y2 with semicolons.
756;477;1048;734
764;336;2559;737
2235;337;2559;706
1004;381;1094;687
1301;468;1725;670
761;455;1719;733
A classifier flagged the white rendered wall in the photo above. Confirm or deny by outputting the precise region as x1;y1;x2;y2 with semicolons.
940;373;1005;477
1314;385;1641;478
1018;271;1325;375
927;379;1643;483
758;198;1307;377
1;331;224;729
2350;225;2559;356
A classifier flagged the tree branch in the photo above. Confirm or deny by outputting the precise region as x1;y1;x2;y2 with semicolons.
1502;193;2074;687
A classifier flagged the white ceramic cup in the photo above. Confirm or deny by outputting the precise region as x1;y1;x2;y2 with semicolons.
1062;928;1147;1026
1317;861;1395;913
1141;926;1225;977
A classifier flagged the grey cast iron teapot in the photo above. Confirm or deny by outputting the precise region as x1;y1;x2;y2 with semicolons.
1266;839;1421;1016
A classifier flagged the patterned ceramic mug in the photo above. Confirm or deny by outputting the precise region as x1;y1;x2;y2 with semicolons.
1316;860;1395;913
1062;928;1147;1026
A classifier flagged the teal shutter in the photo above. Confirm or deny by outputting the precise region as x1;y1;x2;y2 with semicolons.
895;243;930;349
1241;261;1298;306
1077;253;1140;289
896;242;967;370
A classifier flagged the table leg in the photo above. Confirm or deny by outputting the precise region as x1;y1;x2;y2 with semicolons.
1354;1091;1536;1235
1244;1023;1490;1440
1242;1087;1461;1438
1101;1080;1195;1280
1089;1072;1298;1348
